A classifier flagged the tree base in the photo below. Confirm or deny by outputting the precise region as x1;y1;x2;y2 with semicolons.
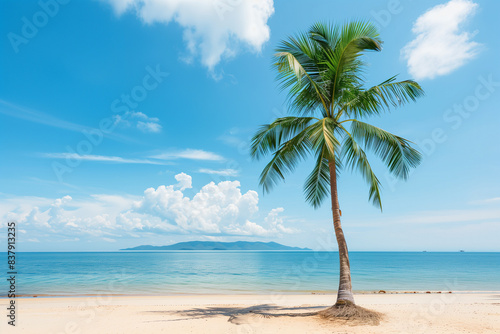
318;303;382;325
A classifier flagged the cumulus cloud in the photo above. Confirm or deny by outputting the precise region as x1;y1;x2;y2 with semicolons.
132;178;262;234
174;172;192;190
224;208;296;236
402;0;481;80
104;0;274;72
1;174;294;242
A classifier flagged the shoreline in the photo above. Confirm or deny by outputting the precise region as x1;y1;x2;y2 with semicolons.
1;293;499;333
2;289;500;298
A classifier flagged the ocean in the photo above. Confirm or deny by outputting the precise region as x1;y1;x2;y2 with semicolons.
3;252;499;296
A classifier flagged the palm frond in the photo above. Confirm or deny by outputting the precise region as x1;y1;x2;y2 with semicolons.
341;77;424;118
311;21;382;109
350;120;422;179
304;147;330;208
252;20;423;211
307;117;340;160
341;135;383;210
251;117;316;159
258;126;313;193
273;34;327;115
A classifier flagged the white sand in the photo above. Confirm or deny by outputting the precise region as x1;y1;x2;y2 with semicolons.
1;293;499;333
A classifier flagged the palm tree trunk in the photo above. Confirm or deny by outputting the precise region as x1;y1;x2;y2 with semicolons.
329;158;355;305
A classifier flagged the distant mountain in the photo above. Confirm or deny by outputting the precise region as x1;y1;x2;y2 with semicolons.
121;241;311;251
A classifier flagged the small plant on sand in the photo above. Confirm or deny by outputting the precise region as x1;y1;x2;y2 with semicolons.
251;21;423;320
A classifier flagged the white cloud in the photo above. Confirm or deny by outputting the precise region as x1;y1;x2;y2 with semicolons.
137;121;162;133
1;173;294;241
0;99;129;142
131;111;159;122
42;153;167;165
151;149;225;161
174;172;192;191
469;197;500;205
132;179;261;234
102;237;117;243
104;0;274;72
264;207;296;234
224;208;295;236
402;0;481;80
113;111;162;133
198;168;239;177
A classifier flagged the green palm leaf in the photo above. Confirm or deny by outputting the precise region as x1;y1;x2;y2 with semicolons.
251;19;424;306
273;34;328;116
258;126;313;193
304;147;330;208
251;116;316;159
340;135;383;209
341;77;424;118
252;20;423;210
350;120;422;179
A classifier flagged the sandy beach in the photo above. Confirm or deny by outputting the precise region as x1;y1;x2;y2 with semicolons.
1;293;499;333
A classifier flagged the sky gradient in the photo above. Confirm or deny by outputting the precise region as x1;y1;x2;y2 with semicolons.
1;0;499;251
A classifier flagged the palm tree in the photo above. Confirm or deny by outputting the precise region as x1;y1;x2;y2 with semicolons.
251;21;424;307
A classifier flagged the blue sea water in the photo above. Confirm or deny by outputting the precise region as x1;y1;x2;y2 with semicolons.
2;252;499;296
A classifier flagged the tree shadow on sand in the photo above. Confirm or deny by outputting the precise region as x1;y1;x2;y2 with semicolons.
144;303;382;326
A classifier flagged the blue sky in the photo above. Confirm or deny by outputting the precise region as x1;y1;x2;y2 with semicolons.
1;0;499;251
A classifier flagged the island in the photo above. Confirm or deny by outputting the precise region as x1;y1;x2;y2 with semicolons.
121;241;311;251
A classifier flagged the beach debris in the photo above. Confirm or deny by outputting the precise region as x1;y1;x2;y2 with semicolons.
378;290;386;294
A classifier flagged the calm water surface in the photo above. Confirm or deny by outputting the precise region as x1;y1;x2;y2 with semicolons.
2;252;499;295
